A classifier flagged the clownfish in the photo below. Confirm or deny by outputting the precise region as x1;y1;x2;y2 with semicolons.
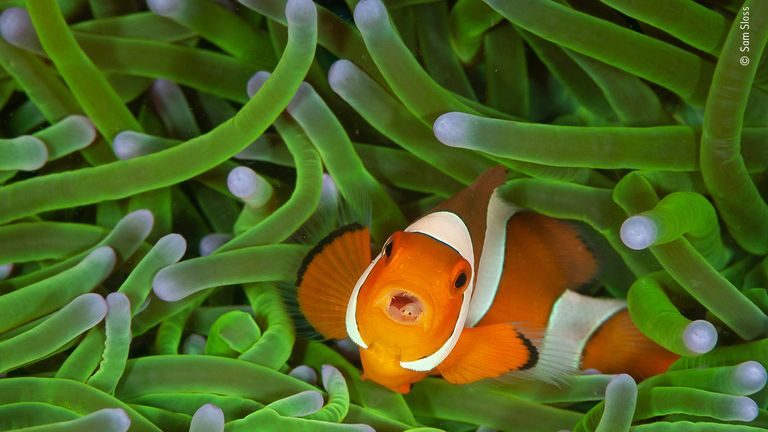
297;167;677;393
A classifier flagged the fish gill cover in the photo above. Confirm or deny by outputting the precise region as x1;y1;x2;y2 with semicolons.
0;0;765;430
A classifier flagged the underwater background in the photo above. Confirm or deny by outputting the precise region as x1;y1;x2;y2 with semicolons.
0;0;766;430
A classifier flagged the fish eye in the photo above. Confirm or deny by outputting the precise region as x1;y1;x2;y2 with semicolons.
383;240;393;257
454;272;467;289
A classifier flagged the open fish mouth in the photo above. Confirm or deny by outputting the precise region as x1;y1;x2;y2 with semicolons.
387;291;423;324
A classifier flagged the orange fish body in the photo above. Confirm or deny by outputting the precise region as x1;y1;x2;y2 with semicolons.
298;167;677;393
478;212;678;380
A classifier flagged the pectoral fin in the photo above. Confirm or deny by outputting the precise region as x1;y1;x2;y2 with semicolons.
436;323;537;384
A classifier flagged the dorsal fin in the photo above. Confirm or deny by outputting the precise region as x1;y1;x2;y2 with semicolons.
429;166;509;270
297;224;371;340
524;213;599;290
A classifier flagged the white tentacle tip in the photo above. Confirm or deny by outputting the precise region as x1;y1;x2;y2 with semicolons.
227;166;259;200
246;71;271;98
157;233;187;262
433;112;471;148
327;59;356;92
136;297;151;315
199;233;231;256
606;373;636;394
289;365;318;385
94;408;131;432
1;136;48;171
0;7;42;54
76;293;109;324
86;246;117;274
147;0;183;17
66;115;98;147
732;396;758;422
334;338;361;363
620;215;657;250
111;408;131;432
182;333;207;354
105;292;130;314
305;390;326;412
285;0;316;27
321;364;344;389
227;166;272;207
0;263;12;280
112;131;143;160
683;319;717;355
25;136;49;171
0;8;29;36
353;0;387;31
124;208;155;225
122;209;155;239
286;81;313;114
150;78;181;98
290;390;325;416
152;267;183;302
320;173;340;208
733;361;768;395
190;403;225;432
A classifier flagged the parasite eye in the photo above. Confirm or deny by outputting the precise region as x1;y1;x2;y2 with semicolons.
454;272;467;289
383;241;393;257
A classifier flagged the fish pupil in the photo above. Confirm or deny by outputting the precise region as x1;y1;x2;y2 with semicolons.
384;241;393;257
454;272;467;289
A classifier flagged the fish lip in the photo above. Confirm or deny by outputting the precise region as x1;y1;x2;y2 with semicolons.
386;290;424;325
